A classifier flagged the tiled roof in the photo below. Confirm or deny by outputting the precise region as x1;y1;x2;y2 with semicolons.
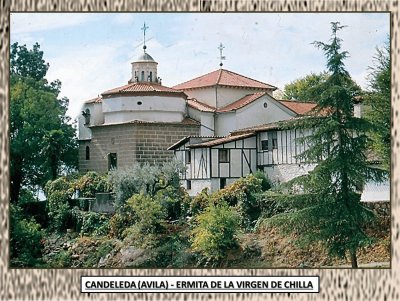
102;82;186;96
232;119;294;135
173;69;277;90
89;117;199;128
217;92;266;112
187;98;216;112
167;135;222;150
278;100;318;115
188;133;256;148
84;97;102;104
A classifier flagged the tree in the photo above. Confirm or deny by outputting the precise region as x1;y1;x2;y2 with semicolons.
264;22;386;268
283;71;362;102
10;42;78;203
364;39;390;170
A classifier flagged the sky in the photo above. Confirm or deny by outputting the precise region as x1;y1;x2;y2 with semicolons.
10;13;389;119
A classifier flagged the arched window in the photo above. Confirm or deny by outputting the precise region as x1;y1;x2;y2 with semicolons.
149;71;153;82
141;71;145;81
85;146;90;160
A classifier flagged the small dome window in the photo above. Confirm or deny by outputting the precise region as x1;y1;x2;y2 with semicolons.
137;101;143;105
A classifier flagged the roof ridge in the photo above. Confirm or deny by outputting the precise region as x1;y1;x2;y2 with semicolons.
172;69;220;89
216;68;223;85
222;69;277;89
217;92;267;112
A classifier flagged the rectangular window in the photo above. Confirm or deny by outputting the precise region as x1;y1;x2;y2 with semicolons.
269;132;278;150
218;149;229;163
187;180;192;190
108;153;117;170
220;178;227;189
185;150;191;164
261;140;269;151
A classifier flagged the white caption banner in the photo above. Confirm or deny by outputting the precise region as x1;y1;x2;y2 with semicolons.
81;276;320;293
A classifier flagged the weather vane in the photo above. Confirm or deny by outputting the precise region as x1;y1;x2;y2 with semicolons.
141;22;149;52
218;43;226;68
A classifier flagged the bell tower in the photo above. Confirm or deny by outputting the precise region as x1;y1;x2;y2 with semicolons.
130;22;160;84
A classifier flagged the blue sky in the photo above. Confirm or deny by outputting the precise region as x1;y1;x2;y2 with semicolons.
10;13;389;119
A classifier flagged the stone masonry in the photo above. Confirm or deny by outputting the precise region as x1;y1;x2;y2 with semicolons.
79;121;200;173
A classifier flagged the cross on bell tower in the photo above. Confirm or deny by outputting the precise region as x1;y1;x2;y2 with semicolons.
218;43;226;68
141;22;149;52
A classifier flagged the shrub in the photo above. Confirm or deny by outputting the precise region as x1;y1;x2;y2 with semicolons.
211;174;263;229
253;170;272;191
71;207;110;236
10;204;43;267
74;171;111;198
190;201;240;266
123;193;167;248
46;189;72;231
188;188;211;216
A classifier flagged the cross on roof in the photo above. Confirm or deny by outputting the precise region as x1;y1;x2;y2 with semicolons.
218;43;226;68
141;22;149;52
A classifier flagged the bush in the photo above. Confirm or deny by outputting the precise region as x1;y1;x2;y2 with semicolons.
10;205;43;267
211;174;264;230
71;208;110;236
123;193;167;248
188;188;211;216
253;170;272;191
190;201;240;266
74;171;111;198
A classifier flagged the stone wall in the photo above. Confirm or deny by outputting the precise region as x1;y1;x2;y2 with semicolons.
134;123;200;164
79;122;200;173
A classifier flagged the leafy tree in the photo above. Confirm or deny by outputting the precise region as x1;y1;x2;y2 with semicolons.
10;42;78;203
265;22;386;268
364;39;391;170
283;71;361;102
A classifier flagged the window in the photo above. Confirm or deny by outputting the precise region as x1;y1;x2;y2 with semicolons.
185;150;191;164
85;146;90;160
149;71;153;82
108;153;117;170
269;132;278;150
261;140;269;151
187;180;192;190
263;102;268;108
220;178;227;189
218;149;229;163
137;101;142;105
141;71;145;81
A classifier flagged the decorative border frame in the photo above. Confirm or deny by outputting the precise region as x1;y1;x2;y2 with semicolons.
0;1;398;300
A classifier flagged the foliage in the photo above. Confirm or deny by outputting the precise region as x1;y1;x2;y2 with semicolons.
211;174;264;229
44;177;74;231
364;39;391;170
109;159;185;208
71;208;110;236
283;71;361;102
189;188;211;216
10;204;43;267
123;193;167;248
190;201;240;266
10;42;78;203
253;170;272;191
74;171;111;198
268;22;386;268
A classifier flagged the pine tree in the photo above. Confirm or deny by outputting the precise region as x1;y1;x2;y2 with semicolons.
263;22;386;268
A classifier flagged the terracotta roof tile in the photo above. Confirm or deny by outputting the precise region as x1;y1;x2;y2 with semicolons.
217;92;266;112
173;69;277;90
277;100;317;115
167;135;222;150
102;82;185;96
84;97;102;104
89;117;199;128
188;132;255;148
187;98;216;112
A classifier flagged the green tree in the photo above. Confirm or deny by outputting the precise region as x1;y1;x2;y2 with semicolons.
364;39;390;170
265;22;386;268
10;42;78;203
283;71;361;102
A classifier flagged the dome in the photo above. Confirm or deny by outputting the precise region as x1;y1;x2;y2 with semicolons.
135;52;156;62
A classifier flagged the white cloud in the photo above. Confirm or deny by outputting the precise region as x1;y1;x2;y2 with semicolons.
10;13;99;34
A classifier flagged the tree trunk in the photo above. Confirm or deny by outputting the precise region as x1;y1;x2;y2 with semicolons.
350;250;358;268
